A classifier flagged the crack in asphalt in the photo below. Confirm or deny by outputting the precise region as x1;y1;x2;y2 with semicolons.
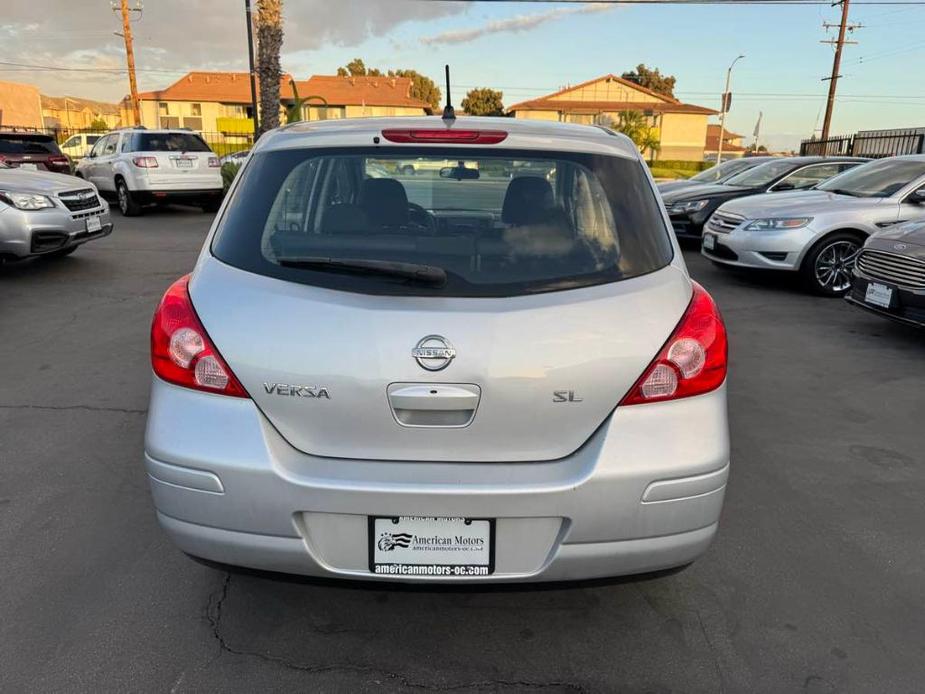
205;572;586;692
0;403;147;415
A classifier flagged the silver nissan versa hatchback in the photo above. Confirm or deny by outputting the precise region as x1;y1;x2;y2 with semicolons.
145;116;730;582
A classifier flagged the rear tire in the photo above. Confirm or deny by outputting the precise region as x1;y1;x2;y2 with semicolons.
400;165;415;176
800;231;863;297
116;179;141;217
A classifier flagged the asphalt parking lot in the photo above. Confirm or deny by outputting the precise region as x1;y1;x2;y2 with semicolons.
1;207;923;693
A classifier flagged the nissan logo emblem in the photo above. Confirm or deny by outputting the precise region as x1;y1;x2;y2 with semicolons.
412;335;456;371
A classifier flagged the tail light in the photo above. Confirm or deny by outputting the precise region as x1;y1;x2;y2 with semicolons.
150;276;248;398
381;129;507;145
208;156;221;167
48;155;70;168
621;282;727;406
133;156;159;168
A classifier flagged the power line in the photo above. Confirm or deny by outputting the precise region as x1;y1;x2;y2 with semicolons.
820;0;860;139
0;60;188;74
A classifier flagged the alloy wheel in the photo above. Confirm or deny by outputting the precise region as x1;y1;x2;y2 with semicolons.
814;239;859;293
118;185;129;215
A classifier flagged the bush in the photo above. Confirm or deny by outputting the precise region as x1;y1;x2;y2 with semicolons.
647;160;711;172
221;162;241;192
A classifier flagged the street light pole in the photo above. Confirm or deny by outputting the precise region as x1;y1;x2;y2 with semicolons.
245;0;260;136
717;54;745;165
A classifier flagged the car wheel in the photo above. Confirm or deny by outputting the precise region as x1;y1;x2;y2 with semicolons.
400;165;415;176
116;180;141;217
801;232;862;296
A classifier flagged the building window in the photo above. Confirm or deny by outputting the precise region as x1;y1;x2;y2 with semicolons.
183;117;203;131
190;103;202;117
158;102;170;116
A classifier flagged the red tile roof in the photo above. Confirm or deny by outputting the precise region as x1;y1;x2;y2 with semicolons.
298;75;431;111
705;124;746;151
507;74;717;116
134;72;431;111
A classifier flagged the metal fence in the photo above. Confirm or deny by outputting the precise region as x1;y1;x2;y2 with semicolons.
800;128;925;158
1;125;255;157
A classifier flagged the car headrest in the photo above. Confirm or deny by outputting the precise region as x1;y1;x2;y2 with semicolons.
360;178;409;227
501;176;556;225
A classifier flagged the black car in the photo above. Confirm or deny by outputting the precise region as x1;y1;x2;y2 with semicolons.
847;218;925;328
656;156;775;195
661;156;868;240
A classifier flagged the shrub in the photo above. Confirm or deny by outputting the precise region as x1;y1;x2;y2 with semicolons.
221;162;241;192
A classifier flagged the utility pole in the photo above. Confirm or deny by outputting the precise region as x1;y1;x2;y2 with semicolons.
115;0;142;126
245;0;260;135
717;55;745;165
820;0;861;142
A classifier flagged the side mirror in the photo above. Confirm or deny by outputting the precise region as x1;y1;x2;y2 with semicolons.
908;188;925;205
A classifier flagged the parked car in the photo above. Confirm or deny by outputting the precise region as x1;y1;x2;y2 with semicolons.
0;160;112;262
59;133;105;161
76;127;223;216
145;117;730;582
846;218;925;327
220;150;249;166
661;156;867;240
395;158;478;176
0;132;71;175
656;156;775;195
702;155;925;295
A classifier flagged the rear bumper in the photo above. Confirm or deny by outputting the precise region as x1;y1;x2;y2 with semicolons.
132;189;223;205
144;377;730;583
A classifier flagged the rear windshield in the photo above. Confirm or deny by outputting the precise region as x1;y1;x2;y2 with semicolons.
127;132;210;152
212;147;673;297
0;135;60;155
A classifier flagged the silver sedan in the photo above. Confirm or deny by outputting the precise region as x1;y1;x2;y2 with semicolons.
0;163;112;262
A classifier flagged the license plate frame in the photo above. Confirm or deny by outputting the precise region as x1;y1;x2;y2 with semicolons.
18;163;38;171
864;281;894;309
86;215;102;233
368;516;495;577
703;233;716;251
174;158;195;169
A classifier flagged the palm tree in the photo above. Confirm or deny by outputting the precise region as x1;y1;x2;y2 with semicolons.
255;0;283;136
612;110;661;158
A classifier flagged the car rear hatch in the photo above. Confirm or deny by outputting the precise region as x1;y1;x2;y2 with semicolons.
192;130;688;462
133;132;221;188
0;134;68;172
192;260;690;462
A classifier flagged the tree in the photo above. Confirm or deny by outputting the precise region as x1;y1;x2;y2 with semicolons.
612;110;661;155
335;59;441;110
461;88;505;116
255;0;283;136
88;117;110;131
621;64;676;99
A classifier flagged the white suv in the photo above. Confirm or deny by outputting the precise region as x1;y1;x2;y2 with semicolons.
76;128;223;216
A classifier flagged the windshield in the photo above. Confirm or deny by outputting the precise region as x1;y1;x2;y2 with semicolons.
817;158;925;198
212;147;673;297
724;159;797;188
129;132;210;152
0;135;59;155
690;158;757;184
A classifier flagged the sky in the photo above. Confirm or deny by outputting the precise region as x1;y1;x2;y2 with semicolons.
2;0;925;151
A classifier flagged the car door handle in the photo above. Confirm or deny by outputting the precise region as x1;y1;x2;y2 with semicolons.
387;383;480;411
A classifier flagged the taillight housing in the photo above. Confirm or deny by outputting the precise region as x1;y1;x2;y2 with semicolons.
150;276;248;397
208;156;221;167
133;156;159;168
381;129;508;145
48;155;70;169
621;282;727;406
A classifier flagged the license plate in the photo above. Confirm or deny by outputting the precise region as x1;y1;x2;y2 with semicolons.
865;282;894;309
703;233;716;251
86;216;102;233
369;516;494;577
18;163;38;171
174;158;194;168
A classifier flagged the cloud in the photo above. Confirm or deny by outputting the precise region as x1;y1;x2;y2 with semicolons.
420;3;614;46
0;0;465;101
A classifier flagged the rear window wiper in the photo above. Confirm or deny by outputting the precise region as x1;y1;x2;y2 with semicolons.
275;256;447;285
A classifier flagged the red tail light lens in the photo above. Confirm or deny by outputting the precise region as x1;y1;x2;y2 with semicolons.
133;156;159;168
621;282;727;406
48;155;69;167
208;156;221;167
381;129;508;145
151;276;248;397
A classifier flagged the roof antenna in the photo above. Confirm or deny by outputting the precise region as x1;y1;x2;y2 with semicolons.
442;64;456;121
